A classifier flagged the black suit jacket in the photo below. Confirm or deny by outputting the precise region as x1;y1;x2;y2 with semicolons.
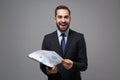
40;29;88;80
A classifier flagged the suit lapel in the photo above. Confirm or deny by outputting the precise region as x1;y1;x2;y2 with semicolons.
53;31;63;57
64;30;73;56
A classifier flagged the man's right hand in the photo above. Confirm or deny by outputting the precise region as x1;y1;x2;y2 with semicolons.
46;66;58;74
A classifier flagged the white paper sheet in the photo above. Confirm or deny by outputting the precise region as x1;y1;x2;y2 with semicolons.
28;50;63;67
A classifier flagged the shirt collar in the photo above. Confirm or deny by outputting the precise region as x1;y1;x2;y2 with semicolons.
57;29;69;37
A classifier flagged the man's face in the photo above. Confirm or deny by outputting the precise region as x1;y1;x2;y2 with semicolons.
55;9;71;32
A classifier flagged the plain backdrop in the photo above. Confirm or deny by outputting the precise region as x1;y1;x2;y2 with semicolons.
0;0;120;80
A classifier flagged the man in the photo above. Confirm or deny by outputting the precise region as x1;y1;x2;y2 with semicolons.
40;5;88;80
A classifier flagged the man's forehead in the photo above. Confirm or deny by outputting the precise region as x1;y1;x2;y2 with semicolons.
57;9;69;14
56;9;70;16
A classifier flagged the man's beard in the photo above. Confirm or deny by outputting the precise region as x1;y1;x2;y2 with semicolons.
56;23;69;32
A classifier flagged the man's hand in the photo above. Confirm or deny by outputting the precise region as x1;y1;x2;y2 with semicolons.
62;59;73;70
46;66;58;74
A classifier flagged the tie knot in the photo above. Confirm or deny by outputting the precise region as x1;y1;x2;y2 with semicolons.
61;33;65;37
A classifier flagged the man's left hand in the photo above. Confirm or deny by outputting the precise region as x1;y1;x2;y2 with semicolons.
62;59;73;70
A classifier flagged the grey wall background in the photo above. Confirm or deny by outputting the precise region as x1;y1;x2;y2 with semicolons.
0;0;120;80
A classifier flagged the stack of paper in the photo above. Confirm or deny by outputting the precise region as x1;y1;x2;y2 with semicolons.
28;50;63;67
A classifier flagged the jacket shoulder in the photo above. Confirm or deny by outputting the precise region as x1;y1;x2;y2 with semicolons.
70;29;84;38
44;31;57;38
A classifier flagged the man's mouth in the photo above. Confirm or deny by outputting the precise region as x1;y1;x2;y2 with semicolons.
60;23;67;26
61;24;66;26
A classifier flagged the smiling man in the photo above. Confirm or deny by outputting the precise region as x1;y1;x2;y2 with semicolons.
40;5;88;80
55;7;71;32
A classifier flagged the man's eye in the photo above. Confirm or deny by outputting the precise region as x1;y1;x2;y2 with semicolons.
65;16;69;19
58;16;62;19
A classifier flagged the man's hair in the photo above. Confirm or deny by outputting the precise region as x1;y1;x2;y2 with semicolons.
55;5;71;16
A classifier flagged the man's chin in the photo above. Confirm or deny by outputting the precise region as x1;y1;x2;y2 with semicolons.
57;24;69;32
59;28;67;32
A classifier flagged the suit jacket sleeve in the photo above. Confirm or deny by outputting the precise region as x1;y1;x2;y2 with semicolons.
40;35;60;77
72;34;88;71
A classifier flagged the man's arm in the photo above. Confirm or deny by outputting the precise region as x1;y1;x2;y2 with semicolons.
73;35;88;71
40;36;59;75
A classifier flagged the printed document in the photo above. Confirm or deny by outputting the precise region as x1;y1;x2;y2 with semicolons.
28;50;63;67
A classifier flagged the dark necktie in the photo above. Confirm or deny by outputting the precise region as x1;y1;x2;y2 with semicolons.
61;33;65;53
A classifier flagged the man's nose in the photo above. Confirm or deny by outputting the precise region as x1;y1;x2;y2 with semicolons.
61;18;65;22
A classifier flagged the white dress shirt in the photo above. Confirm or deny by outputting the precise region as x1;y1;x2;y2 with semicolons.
57;29;69;45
